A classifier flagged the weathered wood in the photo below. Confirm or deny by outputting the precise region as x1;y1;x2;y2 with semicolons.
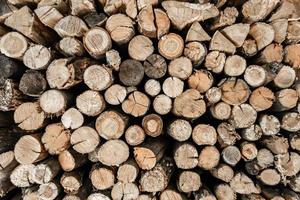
37;181;61;200
137;5;156;38
142;114;163;137
87;193;111;200
284;44;300;69
76;90;106;117
241;39;258;57
257;43;283;64
84;64;113;91
211;164;234;183
221;23;250;47
60;171;83;194
10;164;35;187
188;70;213;93
270;19;288;44
19;70;47;97
224;55;247;77
119;59;144;86
186;22;211;42
97;139;129;166
54;15;89;38
162;1;219;30
261;135;289;155
23;44;52;70
154;9;170;39
273;88;298;111
275;152;300;177
144;54;167;79
14;102;45;131
0;32;28;59
42;123;71;155
229;104;257;129
69;0;96;16
58;37;85;57
174;142;198;169
230;172;260;194
0;1;16;23
243;65;268;88
257;169;281;186
34;6;63;29
211;7;238;30
106;49;121;71
29;158;60;184
122;91;150;117
204;51;226;73
210;101;231;120
158;33;184;60
106;14;135;44
14;134;47;164
240;142;258;161
168;119;192;142
184;41;207;66
210;31;236;54
95;110;127;140
217;122;240;148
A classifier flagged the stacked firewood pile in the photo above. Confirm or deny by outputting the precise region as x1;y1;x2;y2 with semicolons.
1;0;300;199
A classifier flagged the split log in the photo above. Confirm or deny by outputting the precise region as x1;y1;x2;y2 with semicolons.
42;123;71;155
198;146;220;170
211;164;234;183
19;70;47;97
0;1;16;23
134;138;166;170
10;164;35;187
122;91;150;117
284;44;300;69
60;171;83;194
158;33;184;60
61;108;84;130
97;139;129;166
137;0;158;10
117;159;139;183
37;0;69;13
154;9;170;39
286;21;300;44
128;35;154;61
168;119;192;142
188;70;213;93
83;27;112;59
71;126;99;154
76;90;106;117
217;122;240;147
173;89;206;119
168;56;192;80
58;149;87;172
23;44;52;70
125;125;145;146
221;23;250;47
177;171;201;193
29;158;60;184
119;59;144;86
5;6;56;45
54;15;89;38
184;41;207;66
230;172;260;194
34;6;63;29
0;32;28;59
186;22;211;42
106;49;121;71
84;12;107;28
249;23;275;51
0;151;17;172
140;157;174;192
270;19;288;44
111;182;139;200
174;142;198;169
153;94;172;115
95;110;127;140
69;0;96;16
144;54;167;79
211;7;238;30
256;43;283;64
204;51;226;73
144;79;161;97
224;55;247;77
162;77;184;98
90;164;115;190
142;114;163;137
192;124;217;146
14;134;47;164
137;5;156;38
106;14;135;44
40;89;70;116
14;102;45;131
58;37;85;57
161;1;219;30
84;65;113;91
209;31;236;54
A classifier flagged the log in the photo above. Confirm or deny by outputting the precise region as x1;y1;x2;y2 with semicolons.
221;23;250;47
10;164;35;187
61;108;84;130
258;114;280;136
83;27;112;59
83;64;113;91
273;65;295;89
0;151;17;172
128;35;154;61
29;158;60;184
177;170;201;193
158;33;184;60
84;12;107;28
104;84;127;105
186;22;211;42
137;0;158;10
37;0;69;13
220;78;250;106
168;56;192;80
261;136;289;155
119;59;144;86
281;112;300;132
174;142;198;169
134;138;166;170
71;126;99;154
106;49;121;71
0;54;21;84
184;41;207;66
140;157;174;192
122;91;150;117
286;21;300;44
37;181;61;200
69;0;96;16
284;44;300;69
137;5;156;38
144;54;167;79
243;65;268;88
42;123;71;155
95;110;127;140
34;6;63;29
58;149;87;172
188;70;213;93
249;23;275;51
240;142;258;161
106;14;135;44
209;31;236;54
192;124;217;146
54;15;89;38
19;70;47;97
142;114;163;137
97;139;129;166
160;188;187;200
229;104;257;129
168;119;192;142
230;172;260;194
274;152;300;177
173;89;206;119
5;6;56;45
290;134;300;152
257;169;281;186
117;159;139;183
60;171;83;194
256;43;283;64
210;101;231;120
154;8;170;39
214;183;236;200
161;1;219;30
58;37;85;57
0;32;28;59
217;122;240;148
241;39;258;57
111;182;140;200
87;193;110;200
14;134;47;164
40;89;69;116
153;94;172;115
211;7;238;30
224;55;247;77
193;187;217;200
144;79;161;97
288;173;300;193
162;77;184;98
90;164;115;190
211;164;234;183
204;51;226;73
273;88;298;111
125;125;145;146
76;90;106;117
198;146;220;170
270;19;288;44
0;0;16;23
14;102;45;131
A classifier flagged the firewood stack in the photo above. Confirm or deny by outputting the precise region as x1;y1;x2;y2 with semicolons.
1;0;300;199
